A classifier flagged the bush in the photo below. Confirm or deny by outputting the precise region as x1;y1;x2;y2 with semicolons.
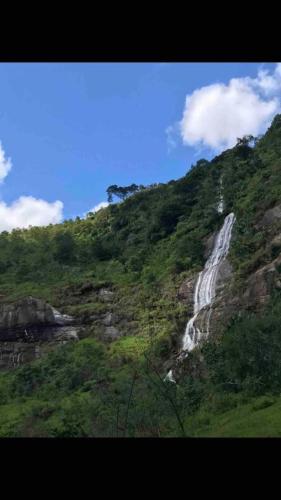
203;301;281;395
251;396;275;412
53;231;76;264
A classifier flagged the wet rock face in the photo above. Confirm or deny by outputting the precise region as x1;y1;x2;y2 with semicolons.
0;297;54;331
0;342;37;370
0;341;45;370
0;335;76;371
216;259;233;289
177;255;236;347
203;231;218;260
211;209;281;330
242;254;281;310
99;289;114;302
204;234;281;338
0;296;79;371
172;351;207;382
258;204;281;228
169;206;281;379
177;276;196;307
0;296;74;333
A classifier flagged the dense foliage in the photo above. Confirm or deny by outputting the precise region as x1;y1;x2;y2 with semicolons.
1;115;281;436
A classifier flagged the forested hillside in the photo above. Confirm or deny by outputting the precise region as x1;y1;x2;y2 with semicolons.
1;115;281;437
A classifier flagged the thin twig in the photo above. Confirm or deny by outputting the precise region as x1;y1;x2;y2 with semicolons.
144;353;187;437
123;371;137;437
116;404;120;437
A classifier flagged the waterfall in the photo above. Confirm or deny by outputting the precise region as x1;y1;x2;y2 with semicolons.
182;212;235;351
165;211;236;382
165;369;176;383
217;177;224;214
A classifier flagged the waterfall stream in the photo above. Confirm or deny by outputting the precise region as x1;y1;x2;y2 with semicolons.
165;211;236;383
182;212;236;351
217;177;224;214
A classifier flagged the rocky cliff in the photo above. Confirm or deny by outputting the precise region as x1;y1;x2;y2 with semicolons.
167;202;281;380
0;296;79;370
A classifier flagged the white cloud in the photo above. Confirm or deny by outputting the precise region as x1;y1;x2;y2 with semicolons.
250;64;281;96
0;196;63;232
0;139;64;232
88;201;109;214
177;63;281;152
0;142;12;183
166;124;179;153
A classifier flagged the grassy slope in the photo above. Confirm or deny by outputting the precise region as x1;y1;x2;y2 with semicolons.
189;396;281;437
2;393;281;438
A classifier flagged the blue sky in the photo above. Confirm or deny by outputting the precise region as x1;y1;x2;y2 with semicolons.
0;62;279;230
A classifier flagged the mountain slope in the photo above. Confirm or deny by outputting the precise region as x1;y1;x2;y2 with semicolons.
1;116;281;436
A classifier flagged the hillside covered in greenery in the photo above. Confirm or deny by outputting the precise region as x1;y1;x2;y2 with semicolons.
1;115;281;436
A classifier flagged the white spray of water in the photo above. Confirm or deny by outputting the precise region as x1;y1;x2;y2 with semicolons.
164;369;176;383
217;177;224;214
165;211;236;382
182;212;236;351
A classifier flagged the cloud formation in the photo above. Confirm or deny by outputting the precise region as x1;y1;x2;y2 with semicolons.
166;124;179;153
179;63;281;152
0;141;64;232
0;196;63;232
89;201;109;213
0;142;12;183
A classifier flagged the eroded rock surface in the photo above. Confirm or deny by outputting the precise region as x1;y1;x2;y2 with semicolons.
258;204;281;228
99;289;114;302
0;296;80;371
177;276;196;307
0;296;74;333
103;326;121;341
102;312;118;326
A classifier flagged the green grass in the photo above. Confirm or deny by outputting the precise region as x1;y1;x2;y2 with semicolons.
109;335;151;360
0;400;35;437
186;395;281;437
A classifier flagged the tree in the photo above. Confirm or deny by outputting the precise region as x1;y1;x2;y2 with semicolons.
236;135;255;147
106;184;118;203
196;159;209;168
53;232;76;264
106;184;140;203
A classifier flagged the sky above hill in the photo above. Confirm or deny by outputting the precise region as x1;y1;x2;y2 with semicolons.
0;62;280;231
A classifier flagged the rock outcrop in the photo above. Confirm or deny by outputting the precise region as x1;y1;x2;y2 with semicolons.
177;276;196;307
99;289;114;302
203;231;218;260
103;326;121;341
257;204;281;228
242;253;281;310
0;296;80;371
176;204;281;353
0;296;74;334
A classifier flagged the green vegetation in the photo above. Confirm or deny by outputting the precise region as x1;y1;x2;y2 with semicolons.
106;183;145;202
1;116;281;436
1;293;281;436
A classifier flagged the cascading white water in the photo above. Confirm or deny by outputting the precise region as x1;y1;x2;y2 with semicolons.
165;369;176;383
164;212;236;383
182;212;236;352
217;178;224;214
